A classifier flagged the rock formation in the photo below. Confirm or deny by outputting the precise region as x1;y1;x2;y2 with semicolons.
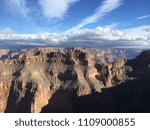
0;47;149;113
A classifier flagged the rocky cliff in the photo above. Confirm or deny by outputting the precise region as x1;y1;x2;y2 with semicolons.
0;47;149;113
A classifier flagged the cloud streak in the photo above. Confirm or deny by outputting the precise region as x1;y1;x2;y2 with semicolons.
136;15;150;20
38;0;79;19
6;0;29;17
103;22;120;29
66;0;123;33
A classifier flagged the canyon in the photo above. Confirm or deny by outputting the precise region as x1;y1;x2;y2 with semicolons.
0;47;150;113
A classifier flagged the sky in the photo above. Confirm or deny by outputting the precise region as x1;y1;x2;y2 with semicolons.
0;0;150;49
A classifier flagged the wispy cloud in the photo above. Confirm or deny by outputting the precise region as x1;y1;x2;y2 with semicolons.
66;0;123;33
103;22;120;29
6;0;29;17
38;0;79;19
136;15;150;20
4;0;79;19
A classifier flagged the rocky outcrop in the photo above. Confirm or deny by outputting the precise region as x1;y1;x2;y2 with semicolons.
0;47;149;113
96;59;133;87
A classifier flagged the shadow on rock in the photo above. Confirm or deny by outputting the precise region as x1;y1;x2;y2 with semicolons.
41;89;75;113
74;79;150;113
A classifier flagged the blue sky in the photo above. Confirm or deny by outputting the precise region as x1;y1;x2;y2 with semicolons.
0;0;150;48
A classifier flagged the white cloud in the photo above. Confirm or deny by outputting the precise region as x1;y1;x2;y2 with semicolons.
66;0;123;33
0;25;150;48
123;25;150;37
136;15;150;20
6;0;29;17
65;27;150;47
38;0;79;19
0;33;66;45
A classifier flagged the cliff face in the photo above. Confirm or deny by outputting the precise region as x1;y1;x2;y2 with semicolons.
0;47;149;113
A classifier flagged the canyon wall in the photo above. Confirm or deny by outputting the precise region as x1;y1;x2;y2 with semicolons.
0;48;149;113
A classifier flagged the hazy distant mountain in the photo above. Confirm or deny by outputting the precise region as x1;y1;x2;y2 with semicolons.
0;48;144;62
